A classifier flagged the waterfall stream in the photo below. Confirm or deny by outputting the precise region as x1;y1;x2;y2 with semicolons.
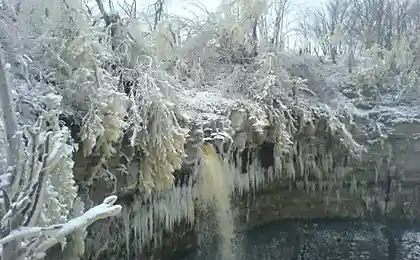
197;143;237;260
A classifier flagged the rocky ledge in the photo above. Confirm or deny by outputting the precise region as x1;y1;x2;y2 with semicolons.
62;59;420;260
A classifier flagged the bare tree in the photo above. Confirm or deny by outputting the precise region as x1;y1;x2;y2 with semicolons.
296;0;420;68
271;0;293;50
153;0;166;30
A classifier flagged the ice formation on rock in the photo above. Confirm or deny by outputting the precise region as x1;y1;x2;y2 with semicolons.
3;0;404;258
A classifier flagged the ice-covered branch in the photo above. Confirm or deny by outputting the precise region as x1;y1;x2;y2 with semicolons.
0;195;121;258
0;52;18;184
0;32;122;258
32;196;121;254
0;50;24;260
0;225;63;245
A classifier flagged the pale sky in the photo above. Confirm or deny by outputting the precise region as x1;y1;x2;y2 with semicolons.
113;0;325;48
168;0;222;16
138;0;324;19
166;0;326;49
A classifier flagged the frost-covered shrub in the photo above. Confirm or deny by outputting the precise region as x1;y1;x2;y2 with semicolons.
0;1;126;258
131;96;186;195
0;0;187;193
350;36;420;101
0;58;122;260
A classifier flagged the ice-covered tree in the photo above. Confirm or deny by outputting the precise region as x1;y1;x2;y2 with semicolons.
0;0;124;259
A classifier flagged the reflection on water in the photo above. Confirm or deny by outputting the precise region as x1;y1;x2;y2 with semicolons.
172;219;420;260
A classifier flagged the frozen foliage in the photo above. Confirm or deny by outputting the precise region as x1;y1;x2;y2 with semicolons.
0;58;122;259
0;1;124;259
1;0;401;257
298;0;420;106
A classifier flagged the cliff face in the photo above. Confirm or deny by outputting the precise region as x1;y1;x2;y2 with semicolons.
65;59;420;260
2;4;420;259
65;54;420;259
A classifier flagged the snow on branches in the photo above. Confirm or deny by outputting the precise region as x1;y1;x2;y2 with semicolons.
0;0;367;256
0;57;122;259
0;1;124;259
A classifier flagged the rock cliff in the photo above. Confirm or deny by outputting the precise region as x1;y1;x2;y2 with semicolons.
73;58;420;259
1;1;419;259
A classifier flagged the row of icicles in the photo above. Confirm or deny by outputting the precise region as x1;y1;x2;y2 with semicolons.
121;103;368;257
122;139;358;257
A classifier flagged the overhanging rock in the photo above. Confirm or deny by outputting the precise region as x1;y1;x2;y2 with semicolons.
47;60;420;260
3;3;420;259
19;52;416;260
70;80;375;259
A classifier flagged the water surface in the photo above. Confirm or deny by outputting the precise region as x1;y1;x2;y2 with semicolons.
174;219;420;260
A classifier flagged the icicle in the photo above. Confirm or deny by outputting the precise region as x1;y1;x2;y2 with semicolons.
252;160;265;192
311;160;322;181
350;174;357;194
325;194;329;210
246;196;251;223
123;207;130;259
304;175;309;193
296;181;304;190
335;189;341;209
327;179;333;194
248;161;256;192
274;142;283;178
267;166;274;183
129;180;199;252
286;159;295;181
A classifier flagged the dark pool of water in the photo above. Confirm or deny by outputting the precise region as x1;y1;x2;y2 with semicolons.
172;218;420;260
